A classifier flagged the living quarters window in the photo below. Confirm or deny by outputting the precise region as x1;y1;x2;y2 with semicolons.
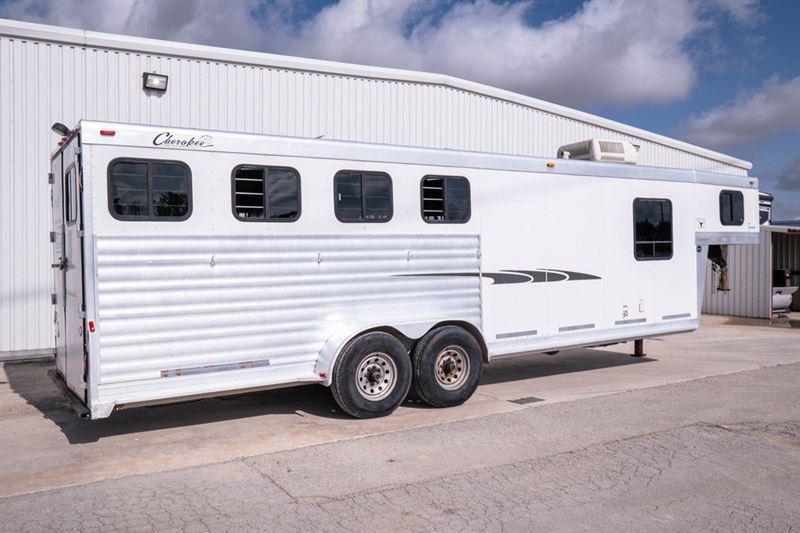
108;159;191;220
633;198;673;261
334;171;393;222
421;176;471;223
232;166;301;222
719;190;744;226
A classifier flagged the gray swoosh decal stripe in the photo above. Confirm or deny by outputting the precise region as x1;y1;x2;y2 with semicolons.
503;269;548;283
482;272;534;284
557;270;602;281
503;269;600;282
395;268;601;285
394;272;531;285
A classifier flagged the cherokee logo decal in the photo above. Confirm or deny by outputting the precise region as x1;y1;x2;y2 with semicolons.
153;132;214;149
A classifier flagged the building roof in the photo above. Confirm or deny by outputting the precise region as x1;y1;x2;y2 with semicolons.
0;17;752;172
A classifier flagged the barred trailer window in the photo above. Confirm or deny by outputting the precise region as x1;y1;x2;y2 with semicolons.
421;175;471;223
633;198;673;261
108;159;191;220
232;166;300;222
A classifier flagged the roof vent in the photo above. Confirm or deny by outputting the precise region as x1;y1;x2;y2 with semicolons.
558;139;639;164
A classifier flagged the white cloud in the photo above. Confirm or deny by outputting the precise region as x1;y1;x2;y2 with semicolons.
0;0;729;109
0;0;273;51
683;76;800;148
708;0;765;26
270;0;706;108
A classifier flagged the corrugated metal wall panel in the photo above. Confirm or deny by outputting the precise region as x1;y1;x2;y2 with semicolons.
0;33;750;354
94;234;481;388
772;232;800;311
702;230;772;318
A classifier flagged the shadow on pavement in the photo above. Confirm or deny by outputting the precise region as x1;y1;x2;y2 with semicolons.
3;360;346;445
479;346;655;386
3;346;654;444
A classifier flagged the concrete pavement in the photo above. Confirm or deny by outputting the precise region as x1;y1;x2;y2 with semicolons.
1;360;799;531
0;315;798;531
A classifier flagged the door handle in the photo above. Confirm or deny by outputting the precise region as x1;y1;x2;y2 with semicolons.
51;257;67;270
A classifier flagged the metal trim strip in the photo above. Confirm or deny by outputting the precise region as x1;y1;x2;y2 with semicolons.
496;329;538;340
558;323;595;332
696;232;760;245
160;358;270;378
662;313;691;320
488;318;699;359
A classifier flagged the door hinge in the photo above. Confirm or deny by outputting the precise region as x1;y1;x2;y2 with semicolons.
50;231;56;243
74;145;81;156
51;293;57;305
48;172;54;185
77;230;85;238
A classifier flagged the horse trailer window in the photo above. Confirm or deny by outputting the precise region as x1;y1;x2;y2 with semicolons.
334;171;392;222
108;159;191;220
633;198;673;261
421;175;471;223
232;166;301;222
719;190;744;226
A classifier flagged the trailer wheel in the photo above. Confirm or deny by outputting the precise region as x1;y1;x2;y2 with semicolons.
330;332;412;419
411;326;482;408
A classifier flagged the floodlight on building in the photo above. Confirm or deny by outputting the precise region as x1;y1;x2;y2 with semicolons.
143;72;168;92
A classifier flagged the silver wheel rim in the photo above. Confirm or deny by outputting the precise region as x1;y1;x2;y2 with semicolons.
435;345;469;390
356;352;397;401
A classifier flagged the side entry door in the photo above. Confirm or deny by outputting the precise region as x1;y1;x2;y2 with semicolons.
52;138;86;397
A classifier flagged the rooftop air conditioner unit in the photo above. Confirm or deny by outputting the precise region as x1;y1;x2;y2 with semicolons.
558;139;639;164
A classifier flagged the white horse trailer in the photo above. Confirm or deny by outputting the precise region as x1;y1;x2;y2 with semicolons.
50;120;760;419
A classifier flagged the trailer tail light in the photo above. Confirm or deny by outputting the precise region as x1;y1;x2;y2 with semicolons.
100;130;116;136
88;320;96;333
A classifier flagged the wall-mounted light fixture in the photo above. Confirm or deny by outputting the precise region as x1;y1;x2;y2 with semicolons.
51;122;70;136
143;72;168;92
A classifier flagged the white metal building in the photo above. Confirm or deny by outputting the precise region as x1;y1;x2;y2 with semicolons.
0;18;752;357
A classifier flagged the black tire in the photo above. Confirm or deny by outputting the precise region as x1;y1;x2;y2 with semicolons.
330;332;412;419
411;326;483;408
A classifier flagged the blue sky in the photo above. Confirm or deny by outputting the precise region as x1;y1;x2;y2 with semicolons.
2;0;799;218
